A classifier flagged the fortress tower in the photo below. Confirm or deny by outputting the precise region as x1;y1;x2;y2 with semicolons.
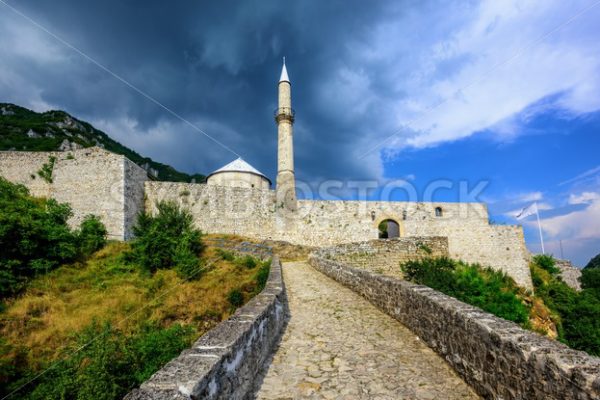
275;58;297;211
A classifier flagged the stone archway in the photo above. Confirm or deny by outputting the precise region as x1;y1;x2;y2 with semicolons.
378;218;401;239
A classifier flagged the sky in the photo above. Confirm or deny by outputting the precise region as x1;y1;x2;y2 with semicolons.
1;0;599;266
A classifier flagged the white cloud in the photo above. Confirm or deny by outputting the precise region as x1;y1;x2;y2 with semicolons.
559;165;600;186
516;191;544;203
568;192;600;205
541;197;600;240
335;0;600;158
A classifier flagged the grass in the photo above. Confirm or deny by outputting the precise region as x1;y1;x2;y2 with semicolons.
0;241;268;373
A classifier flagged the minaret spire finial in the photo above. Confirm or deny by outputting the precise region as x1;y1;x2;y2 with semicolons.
279;57;290;83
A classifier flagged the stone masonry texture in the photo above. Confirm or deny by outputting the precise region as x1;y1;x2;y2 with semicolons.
556;258;582;291
317;237;449;279
0;148;532;287
123;256;287;400
254;261;479;399
144;182;533;288
0;147;147;240
309;254;600;400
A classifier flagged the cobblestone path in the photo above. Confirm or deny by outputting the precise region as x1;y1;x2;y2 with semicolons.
255;261;479;400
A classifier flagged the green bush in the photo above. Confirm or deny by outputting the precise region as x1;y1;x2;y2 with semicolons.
532;254;560;275
215;248;235;261
402;257;529;324
78;215;108;257
236;255;257;269
0;177;107;297
531;258;600;356
254;259;271;293
227;288;244;308
36;156;56;183
580;268;600;290
4;321;195;400
129;201;204;278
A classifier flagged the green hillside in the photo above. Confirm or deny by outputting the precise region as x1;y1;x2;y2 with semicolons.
0;103;205;182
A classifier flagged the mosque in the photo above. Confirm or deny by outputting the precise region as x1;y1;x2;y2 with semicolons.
0;60;533;288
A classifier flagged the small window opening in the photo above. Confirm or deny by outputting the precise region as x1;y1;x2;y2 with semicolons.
435;207;443;217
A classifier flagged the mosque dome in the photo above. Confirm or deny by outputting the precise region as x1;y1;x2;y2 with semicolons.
206;158;271;189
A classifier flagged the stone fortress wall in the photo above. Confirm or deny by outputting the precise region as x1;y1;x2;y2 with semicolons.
312;237;449;278
0;147;147;239
144;181;532;288
0;147;532;288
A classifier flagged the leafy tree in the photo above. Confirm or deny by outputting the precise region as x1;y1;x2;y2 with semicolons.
129;201;204;279
581;268;600;290
78;215;108;257
0;177;106;297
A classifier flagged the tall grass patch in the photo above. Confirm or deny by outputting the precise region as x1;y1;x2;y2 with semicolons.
402;257;530;324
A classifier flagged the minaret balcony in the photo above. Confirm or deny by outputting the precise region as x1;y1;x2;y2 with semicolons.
274;107;295;123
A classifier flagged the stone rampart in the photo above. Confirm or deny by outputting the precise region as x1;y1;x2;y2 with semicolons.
316;237;448;278
0;147;147;239
144;181;276;241
1;149;531;287
144;185;531;288
308;254;600;400
556;259;582;291
124;256;287;400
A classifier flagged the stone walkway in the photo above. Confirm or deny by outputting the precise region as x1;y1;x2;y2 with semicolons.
255;261;479;400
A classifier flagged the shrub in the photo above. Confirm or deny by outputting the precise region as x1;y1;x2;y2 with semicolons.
580;268;600;290
36;156;56;183
215;248;235;261
126;323;195;383
7;321;195;400
402;257;529;324
78;215;108;257
531;257;600;356
0;177;106;297
236;255;257;269
227;288;244;308
532;254;560;275
129;201;204;278
254;259;271;293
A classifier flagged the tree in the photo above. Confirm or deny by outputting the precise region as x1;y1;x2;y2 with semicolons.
0;177;107;297
129;201;204;279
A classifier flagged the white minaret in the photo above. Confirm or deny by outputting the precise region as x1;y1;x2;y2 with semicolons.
275;58;296;210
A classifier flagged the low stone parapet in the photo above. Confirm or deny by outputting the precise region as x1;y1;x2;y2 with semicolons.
313;237;448;279
124;256;287;400
309;254;600;400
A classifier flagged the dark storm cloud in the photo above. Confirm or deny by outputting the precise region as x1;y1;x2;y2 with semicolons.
0;0;398;181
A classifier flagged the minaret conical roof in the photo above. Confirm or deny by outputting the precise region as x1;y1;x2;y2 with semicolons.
279;57;290;83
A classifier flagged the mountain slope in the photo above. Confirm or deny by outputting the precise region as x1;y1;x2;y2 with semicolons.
0;103;205;182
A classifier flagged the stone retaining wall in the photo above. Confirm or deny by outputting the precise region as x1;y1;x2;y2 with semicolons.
556;259;582;291
315;237;448;279
124;257;287;400
309;255;600;400
0;147;147;239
